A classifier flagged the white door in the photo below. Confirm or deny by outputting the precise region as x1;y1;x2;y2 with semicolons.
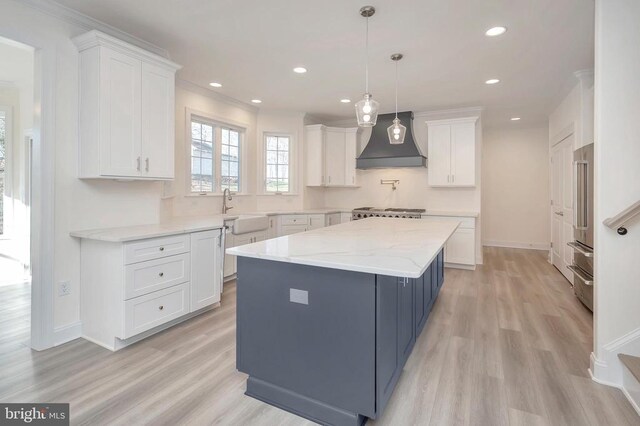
141;62;175;179
427;124;451;186
190;230;221;311
99;48;142;177
324;129;346;186
450;122;476;186
551;135;574;283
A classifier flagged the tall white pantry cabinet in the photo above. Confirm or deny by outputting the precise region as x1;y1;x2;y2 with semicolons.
73;31;181;179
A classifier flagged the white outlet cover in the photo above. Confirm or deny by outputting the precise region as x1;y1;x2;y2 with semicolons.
58;281;71;296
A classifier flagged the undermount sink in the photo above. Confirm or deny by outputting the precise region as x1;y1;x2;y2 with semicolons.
232;215;269;235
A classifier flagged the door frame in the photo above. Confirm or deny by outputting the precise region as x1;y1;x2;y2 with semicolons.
549;123;576;282
0;34;56;350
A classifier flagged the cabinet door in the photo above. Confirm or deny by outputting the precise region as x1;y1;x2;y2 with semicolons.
450;122;475;186
344;130;358;186
99;48;142;177
267;216;278;239
305;126;325;186
308;214;325;230
324;129;346;186
414;274;427;335
327;213;341;226
141;62;175;179
190;230;221;311
340;212;352;223
427;124;451;186
398;277;415;363
224;229;236;278
234;234;253;246
444;228;475;265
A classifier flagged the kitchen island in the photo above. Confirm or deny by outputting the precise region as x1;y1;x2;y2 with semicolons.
227;217;459;425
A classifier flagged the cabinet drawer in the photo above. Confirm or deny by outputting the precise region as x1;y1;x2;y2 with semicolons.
280;215;309;226
124;234;190;264
122;283;190;339
124;253;191;299
422;216;475;229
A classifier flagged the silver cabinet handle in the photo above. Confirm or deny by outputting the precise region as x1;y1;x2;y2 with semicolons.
158;305;164;310
452;175;455;183
555;211;564;216
145;158;149;172
567;264;593;286
567;241;593;258
328;176;331;184
158;272;164;277
136;157;141;171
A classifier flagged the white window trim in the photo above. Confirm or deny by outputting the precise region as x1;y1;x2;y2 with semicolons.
261;131;297;195
185;108;248;196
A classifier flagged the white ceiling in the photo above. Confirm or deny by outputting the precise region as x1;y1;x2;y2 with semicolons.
55;0;594;127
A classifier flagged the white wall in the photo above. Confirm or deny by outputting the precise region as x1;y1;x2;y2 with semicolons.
482;126;550;250
591;0;640;387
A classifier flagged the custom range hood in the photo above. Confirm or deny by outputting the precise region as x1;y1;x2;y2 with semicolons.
356;111;426;169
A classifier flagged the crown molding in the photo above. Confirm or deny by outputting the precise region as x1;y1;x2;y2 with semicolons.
73;30;181;71
19;0;170;58
176;79;258;114
413;106;484;121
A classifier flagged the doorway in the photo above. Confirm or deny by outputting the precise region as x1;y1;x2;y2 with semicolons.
0;37;34;350
550;133;574;283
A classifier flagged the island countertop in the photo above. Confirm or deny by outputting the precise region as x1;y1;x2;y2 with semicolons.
226;217;459;278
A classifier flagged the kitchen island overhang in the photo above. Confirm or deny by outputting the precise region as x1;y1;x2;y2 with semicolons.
227;218;459;425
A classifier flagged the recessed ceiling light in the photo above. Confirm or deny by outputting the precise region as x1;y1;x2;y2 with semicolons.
485;26;507;37
485;78;501;85
251;99;262;104
340;99;351;103
293;67;307;74
209;82;222;88
510;117;521;121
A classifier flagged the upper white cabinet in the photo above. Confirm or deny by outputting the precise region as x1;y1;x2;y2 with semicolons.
74;31;181;180
426;117;479;187
305;125;359;187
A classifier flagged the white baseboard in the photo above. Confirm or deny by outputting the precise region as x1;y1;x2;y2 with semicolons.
53;321;82;346
591;327;640;387
483;240;549;250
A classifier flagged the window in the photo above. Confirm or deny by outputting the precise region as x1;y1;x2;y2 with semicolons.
191;120;214;193
190;115;243;194
220;127;240;192
265;134;290;193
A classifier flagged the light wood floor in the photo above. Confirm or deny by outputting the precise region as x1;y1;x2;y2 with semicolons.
1;248;637;425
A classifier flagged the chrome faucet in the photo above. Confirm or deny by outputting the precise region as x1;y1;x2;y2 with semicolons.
222;188;233;214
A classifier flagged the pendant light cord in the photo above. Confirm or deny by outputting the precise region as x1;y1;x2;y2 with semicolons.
395;59;398;119
365;15;369;94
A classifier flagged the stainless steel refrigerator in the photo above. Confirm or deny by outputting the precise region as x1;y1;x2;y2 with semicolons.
567;143;594;311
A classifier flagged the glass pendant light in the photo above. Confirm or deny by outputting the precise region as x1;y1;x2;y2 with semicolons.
355;6;380;127
387;53;406;144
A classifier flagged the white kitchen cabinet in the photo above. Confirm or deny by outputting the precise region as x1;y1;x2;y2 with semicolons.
79;229;223;351
223;229;236;280
305;126;325;186
340;212;352;223
190;230;222;311
326;213;341;226
267;216;279;239
74;30;181;180
426;117;478;187
280;224;308;236
325;128;346;186
305;125;359;187
422;215;476;269
308;214;326;230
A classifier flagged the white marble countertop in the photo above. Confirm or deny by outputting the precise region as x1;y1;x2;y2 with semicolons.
255;208;351;216
70;215;229;242
226;217;459;278
422;210;479;218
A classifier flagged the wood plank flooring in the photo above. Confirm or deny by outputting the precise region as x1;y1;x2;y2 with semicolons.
1;247;637;425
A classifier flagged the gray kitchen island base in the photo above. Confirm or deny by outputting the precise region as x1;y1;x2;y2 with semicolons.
236;251;445;426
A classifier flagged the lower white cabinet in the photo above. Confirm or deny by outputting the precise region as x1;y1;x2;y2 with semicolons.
422;215;476;268
190;230;222;311
224;229;267;280
326;213;341;226
80;230;223;351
